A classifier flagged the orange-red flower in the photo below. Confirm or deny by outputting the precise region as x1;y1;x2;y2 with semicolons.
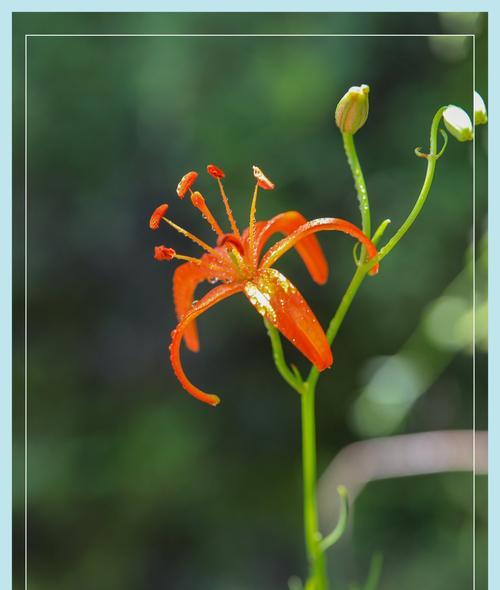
151;165;379;406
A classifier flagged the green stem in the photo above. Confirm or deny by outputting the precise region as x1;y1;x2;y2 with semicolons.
307;263;367;390
300;132;371;590
265;320;304;394
343;132;371;238
267;107;447;590
377;107;446;261
306;106;447;390
301;383;327;590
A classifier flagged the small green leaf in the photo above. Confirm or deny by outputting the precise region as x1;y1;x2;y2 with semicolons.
372;219;391;246
265;319;304;394
319;485;349;552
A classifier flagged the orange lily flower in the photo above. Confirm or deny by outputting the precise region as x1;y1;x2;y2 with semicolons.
150;165;379;406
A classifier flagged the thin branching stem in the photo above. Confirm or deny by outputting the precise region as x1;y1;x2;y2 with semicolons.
266;106;449;590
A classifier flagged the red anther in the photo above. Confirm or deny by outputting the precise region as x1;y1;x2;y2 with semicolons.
149;204;169;230
207;164;225;179
177;171;198;198
154;245;176;261
217;233;245;256
252;166;275;190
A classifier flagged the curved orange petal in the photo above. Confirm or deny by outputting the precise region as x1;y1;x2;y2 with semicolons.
260;217;379;276
170;282;244;406
250;211;329;284
173;252;234;352
244;268;333;371
173;263;210;352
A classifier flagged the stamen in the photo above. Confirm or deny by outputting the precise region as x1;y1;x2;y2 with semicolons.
207;164;241;239
177;171;198;199
154;245;202;265
253;165;275;190
149;204;169;230
190;191;224;237
248;181;260;258
162;216;219;256
249;166;275;258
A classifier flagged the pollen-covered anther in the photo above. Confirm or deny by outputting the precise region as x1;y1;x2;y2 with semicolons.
177;171;198;198
154;245;176;261
207;164;225;179
252;166;275;190
149;204;169;230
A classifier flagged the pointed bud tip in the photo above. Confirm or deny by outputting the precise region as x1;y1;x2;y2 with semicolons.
335;84;370;135
337;485;348;497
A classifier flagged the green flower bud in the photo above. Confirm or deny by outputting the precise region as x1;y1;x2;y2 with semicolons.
474;91;488;125
335;84;370;135
443;105;473;142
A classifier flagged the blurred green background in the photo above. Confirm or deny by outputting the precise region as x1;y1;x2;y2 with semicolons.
13;12;487;590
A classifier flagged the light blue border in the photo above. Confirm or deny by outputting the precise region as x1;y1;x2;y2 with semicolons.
488;7;497;590
1;6;12;590
0;1;494;11
1;4;496;590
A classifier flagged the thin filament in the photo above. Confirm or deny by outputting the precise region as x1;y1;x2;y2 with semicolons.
248;182;260;259
217;178;241;239
174;253;202;265
162;217;219;256
191;192;224;238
